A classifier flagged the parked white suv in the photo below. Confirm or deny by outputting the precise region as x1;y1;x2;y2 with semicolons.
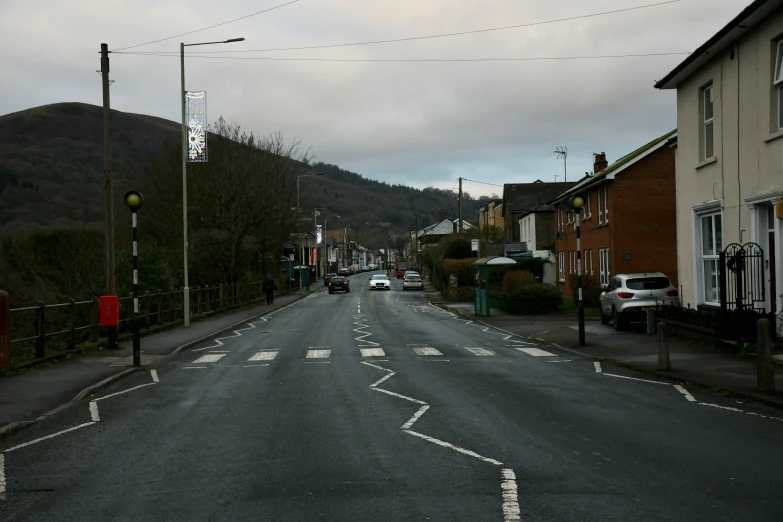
599;272;680;331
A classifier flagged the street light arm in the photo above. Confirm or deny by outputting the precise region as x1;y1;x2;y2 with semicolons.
184;38;245;47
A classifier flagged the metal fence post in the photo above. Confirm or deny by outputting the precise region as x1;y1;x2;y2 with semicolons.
646;309;656;334
68;298;76;351
35;301;45;358
757;318;775;392
91;297;99;342
657;322;670;370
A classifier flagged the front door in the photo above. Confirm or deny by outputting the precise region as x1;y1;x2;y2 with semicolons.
770;231;777;314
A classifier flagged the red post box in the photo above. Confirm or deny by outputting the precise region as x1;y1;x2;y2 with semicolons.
99;295;119;326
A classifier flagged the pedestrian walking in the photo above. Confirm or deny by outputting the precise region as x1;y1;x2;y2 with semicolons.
263;274;277;305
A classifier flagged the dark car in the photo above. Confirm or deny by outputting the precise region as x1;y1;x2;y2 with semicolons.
338;268;351;276
328;276;350;294
324;273;337;286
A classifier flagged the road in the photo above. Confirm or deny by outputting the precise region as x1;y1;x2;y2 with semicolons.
2;273;782;521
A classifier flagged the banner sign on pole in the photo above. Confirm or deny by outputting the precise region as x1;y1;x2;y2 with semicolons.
316;225;322;245
312;247;317;265
186;91;207;162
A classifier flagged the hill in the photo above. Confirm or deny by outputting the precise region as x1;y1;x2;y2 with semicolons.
0;103;489;240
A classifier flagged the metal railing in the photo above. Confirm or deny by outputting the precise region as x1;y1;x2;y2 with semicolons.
7;281;293;367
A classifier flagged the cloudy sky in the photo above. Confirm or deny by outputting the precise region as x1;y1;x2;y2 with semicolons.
0;0;746;197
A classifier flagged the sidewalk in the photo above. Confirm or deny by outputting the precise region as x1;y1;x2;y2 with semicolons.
426;283;783;409
0;288;318;437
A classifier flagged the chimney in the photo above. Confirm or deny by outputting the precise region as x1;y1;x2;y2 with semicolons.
439;208;447;220
594;152;608;174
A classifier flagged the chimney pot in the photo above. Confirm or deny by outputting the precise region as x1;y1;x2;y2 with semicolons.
593;152;608;174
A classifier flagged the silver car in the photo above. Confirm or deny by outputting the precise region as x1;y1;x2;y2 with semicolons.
599;273;680;331
403;273;424;291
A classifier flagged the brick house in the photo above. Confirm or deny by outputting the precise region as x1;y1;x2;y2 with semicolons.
502;181;575;255
549;130;678;301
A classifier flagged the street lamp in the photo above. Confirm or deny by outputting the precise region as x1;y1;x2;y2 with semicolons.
570;194;586;347
180;36;244;327
124;191;144;367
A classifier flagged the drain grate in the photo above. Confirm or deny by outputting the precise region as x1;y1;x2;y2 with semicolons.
0;491;52;521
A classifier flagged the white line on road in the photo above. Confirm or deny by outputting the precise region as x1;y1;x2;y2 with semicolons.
93;383;156;401
193;353;227;364
248;351;279;361
413;347;443;356
4;422;96;453
516;347;557;357
360;361;393;372
370;372;396;388
698;402;743;412
89;401;100;422
602;373;670;385
208;350;231;353
304;361;331;364
0;454;5;493
501;468;521;522
306;349;331;359
594;362;602;373
425;359;450;362
531;330;549;337
360;348;386;357
673;384;696;402
400;405;430;430
244;364;270;367
150;369;159;383
547;360;572;363
403;430;503;466
309;345;331;349
465;347;496;356
183;366;207;369
371;387;427;405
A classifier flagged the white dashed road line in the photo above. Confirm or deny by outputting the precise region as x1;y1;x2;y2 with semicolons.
192;353;226;364
306;349;331;359
0;454;5;494
516;347;557;357
413;347;443;356
501;468;521;521
360;348;386;357
3;422;96;453
244;364;270;367
594;362;603;373
674;384;696;402
403;430;503;466
150;369;159;383
400;405;430;430
248;351;279;361
371;387;428;405
602;373;670;385
93;383;156;401
89;401;100;422
370;372;396;388
465;347;495;356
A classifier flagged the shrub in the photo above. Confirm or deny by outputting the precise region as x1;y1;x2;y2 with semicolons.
442;258;476;285
567;274;602;306
443;239;473;260
501;270;536;294
506;284;563;315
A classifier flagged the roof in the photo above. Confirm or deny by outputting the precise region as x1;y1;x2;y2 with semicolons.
502;181;577;215
655;0;783;89
547;129;677;205
473;256;518;266
517;203;556;220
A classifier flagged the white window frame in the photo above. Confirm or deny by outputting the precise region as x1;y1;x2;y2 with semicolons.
775;40;783;130
558;252;565;282
588;249;593;275
703;84;714;159
696;211;723;306
558;209;564;232
597;187;605;224
598;248;610;286
582;192;592;220
602;186;608;223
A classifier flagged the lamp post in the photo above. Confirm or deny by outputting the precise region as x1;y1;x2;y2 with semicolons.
124;191;144;367
180;37;244;327
570;195;586;346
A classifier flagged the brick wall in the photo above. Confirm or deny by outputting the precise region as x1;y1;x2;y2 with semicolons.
554;144;678;299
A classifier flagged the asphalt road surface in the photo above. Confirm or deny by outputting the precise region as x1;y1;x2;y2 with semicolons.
2;273;783;521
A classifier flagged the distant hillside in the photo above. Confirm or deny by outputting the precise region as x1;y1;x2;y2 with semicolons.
0;103;489;238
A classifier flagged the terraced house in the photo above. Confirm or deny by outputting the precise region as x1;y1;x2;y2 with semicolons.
549;131;678;301
655;0;783;318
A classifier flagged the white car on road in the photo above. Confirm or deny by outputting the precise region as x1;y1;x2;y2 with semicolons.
369;274;391;291
403;273;423;291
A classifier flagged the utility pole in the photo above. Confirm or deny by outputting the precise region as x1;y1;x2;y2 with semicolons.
458;177;463;234
100;43;118;350
414;215;419;270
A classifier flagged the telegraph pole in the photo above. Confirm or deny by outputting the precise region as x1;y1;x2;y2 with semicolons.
100;43;118;350
458;177;463;234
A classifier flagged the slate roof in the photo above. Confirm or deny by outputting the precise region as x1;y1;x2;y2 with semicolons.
502;181;578;215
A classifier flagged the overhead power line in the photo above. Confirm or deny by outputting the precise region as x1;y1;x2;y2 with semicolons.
111;0;300;52
114;51;689;62
461;179;504;187
130;0;682;55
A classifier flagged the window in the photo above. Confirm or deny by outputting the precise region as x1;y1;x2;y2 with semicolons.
597;186;608;224
582;192;592;220
698;213;722;304
588;249;593;275
599;248;610;286
558;252;565;282
775;41;783;129
702;84;714;159
558;209;564;232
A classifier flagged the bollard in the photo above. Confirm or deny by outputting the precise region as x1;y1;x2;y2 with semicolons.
0;290;11;371
657;322;670;370
646;309;656;334
756;318;775;392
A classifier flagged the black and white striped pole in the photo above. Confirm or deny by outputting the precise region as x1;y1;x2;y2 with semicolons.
570;195;586;347
125;191;144;367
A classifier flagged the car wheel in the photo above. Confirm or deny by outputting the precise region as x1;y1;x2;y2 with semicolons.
346;289;350;293
329;289;333;294
612;308;624;331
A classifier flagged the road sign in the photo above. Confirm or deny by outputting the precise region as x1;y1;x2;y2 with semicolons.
471;239;479;252
289;254;294;261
